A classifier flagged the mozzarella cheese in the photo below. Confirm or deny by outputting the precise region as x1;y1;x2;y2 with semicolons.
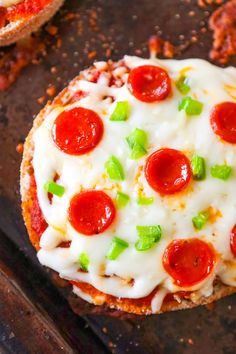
33;56;236;311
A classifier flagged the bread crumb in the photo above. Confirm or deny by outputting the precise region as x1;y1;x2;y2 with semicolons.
209;0;236;64
46;86;56;97
50;66;57;74
16;143;24;154
88;51;97;59
37;96;46;105
163;41;175;58
64;12;76;21
56;38;62;49
46;25;58;36
188;338;194;345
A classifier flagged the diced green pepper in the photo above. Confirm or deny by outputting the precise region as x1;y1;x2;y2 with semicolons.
116;191;130;208
106;237;129;260
105;155;125;181
191;155;206;180
79;252;89;271
44;181;65;197
110;101;130;121
192;211;209;230
135;225;162;251
175;75;190;95
210;164;232;180
178;96;203;116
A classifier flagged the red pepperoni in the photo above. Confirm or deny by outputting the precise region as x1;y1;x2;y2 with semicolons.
163;239;216;287
127;65;171;102
68;191;116;235
145;148;192;195
52;107;104;155
210;102;236;144
230;224;236;256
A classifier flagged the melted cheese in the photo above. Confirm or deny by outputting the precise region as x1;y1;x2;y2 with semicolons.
0;0;22;7
33;56;236;310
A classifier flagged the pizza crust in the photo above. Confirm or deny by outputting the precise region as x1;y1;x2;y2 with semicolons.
0;0;64;46
20;67;236;315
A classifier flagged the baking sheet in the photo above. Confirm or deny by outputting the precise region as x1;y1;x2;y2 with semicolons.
0;0;236;353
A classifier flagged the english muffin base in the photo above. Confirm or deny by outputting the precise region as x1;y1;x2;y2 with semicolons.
20;69;236;315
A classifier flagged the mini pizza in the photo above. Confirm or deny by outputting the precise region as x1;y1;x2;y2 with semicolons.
21;56;236;315
0;0;64;46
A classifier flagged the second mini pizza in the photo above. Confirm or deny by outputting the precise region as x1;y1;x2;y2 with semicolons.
0;0;63;46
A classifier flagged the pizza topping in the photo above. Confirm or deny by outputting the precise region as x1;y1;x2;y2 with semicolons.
163;239;216;287
145;148;192;195
230;225;236;257
106;237;129;260
135;225;162;251
127;65;171;102
175;75;190;95
68;191;116;235
79;252;89;272
126;128;148;160
210;102;236;144
192;210;209;230
110;101;130;121
52;107;104;155
191;155;206;180
31;196;47;239
105;155;125;181
116;191;130;208
210;164;232;180
178;96;203;116
44;181;65;197
137;196;154;205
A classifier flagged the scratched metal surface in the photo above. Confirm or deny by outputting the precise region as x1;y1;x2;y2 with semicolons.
0;0;236;353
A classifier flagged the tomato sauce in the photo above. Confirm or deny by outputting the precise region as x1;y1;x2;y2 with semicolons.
230;224;236;256
30;175;48;239
70;280;159;311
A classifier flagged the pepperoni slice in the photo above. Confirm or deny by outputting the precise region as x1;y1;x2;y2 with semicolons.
163;239;216;287
68;191;116;235
210;102;236;144
230;224;236;256
127;65;171;102
52;107;104;155
145;148;192;195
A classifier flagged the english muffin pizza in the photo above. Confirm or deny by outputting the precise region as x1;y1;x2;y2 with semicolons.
0;0;63;46
21;55;236;315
